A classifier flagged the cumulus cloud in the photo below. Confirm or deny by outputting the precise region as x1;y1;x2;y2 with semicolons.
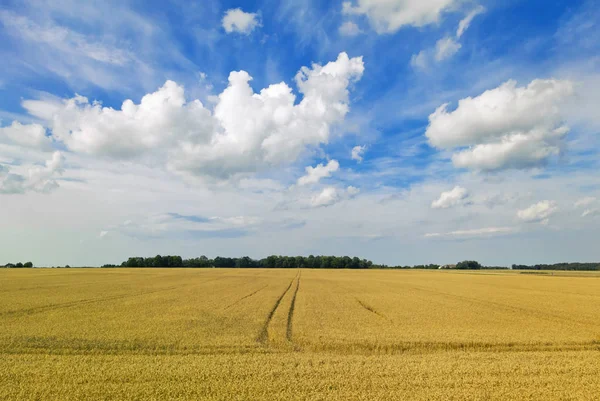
426;79;574;171
297;159;340;186
450;127;570;171
310;187;341;208
222;8;261;34
22;52;364;180
23;82;215;159
0;121;53;151
347;185;360;196
431;186;469;209
517;200;558;224
427;80;574;147
342;0;460;34
425;226;516;239
305;185;360;208
0;151;64;194
339;21;362;36
351;145;366;162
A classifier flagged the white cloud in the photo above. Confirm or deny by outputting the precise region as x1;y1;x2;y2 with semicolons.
425;226;516;239
431;186;469;209
23;82;213;159
297;159;340;186
22;52;364;180
0;121;53;151
99;231;108;238
342;0;461;34
0;151;64;194
310;186;341;208
582;208;600;218
0;8;158;92
109;211;305;241
0;11;133;66
435;37;462;61
427;79;574;148
222;8;261;35
280;183;360;210
410;50;429;70
411;6;484;70
339;21;362;36
114;213;250;239
517;200;558;224
215;215;262;227
574;196;596;208
411;37;461;69
451;126;569;171
347;185;360;196
2;145;600;266
456;5;485;38
480;193;519;209
426;79;574;171
351;145;366;162
0;1;215;97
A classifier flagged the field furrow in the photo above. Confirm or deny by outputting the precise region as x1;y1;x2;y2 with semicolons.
257;272;298;344
286;272;301;342
224;284;269;310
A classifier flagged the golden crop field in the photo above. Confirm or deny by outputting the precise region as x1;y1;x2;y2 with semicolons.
1;268;600;400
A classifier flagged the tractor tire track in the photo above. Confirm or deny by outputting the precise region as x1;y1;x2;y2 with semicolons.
331;279;392;322
257;271;299;344
355;298;388;320
1;286;180;318
407;284;597;328
286;272;301;341
224;285;268;310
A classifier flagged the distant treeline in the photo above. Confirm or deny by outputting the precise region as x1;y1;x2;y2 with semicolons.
384;264;440;270
106;255;377;269
512;263;600;271
2;262;33;268
384;261;490;270
101;257;516;270
5;257;599;271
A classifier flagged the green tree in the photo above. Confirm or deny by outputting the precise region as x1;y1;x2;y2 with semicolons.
456;260;482;270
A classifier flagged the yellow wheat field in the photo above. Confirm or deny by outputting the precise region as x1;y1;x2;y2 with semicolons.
1;268;600;400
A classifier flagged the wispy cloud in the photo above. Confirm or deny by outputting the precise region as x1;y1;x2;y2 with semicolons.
425;226;517;239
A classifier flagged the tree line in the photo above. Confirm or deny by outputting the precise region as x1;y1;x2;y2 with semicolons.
104;257;508;270
512;263;600;271
5;257;599;271
107;255;377;269
382;264;440;269
2;262;33;268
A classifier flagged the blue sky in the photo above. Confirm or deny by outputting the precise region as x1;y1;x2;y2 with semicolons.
1;0;599;266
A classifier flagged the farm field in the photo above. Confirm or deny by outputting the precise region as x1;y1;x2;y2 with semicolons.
1;268;600;400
